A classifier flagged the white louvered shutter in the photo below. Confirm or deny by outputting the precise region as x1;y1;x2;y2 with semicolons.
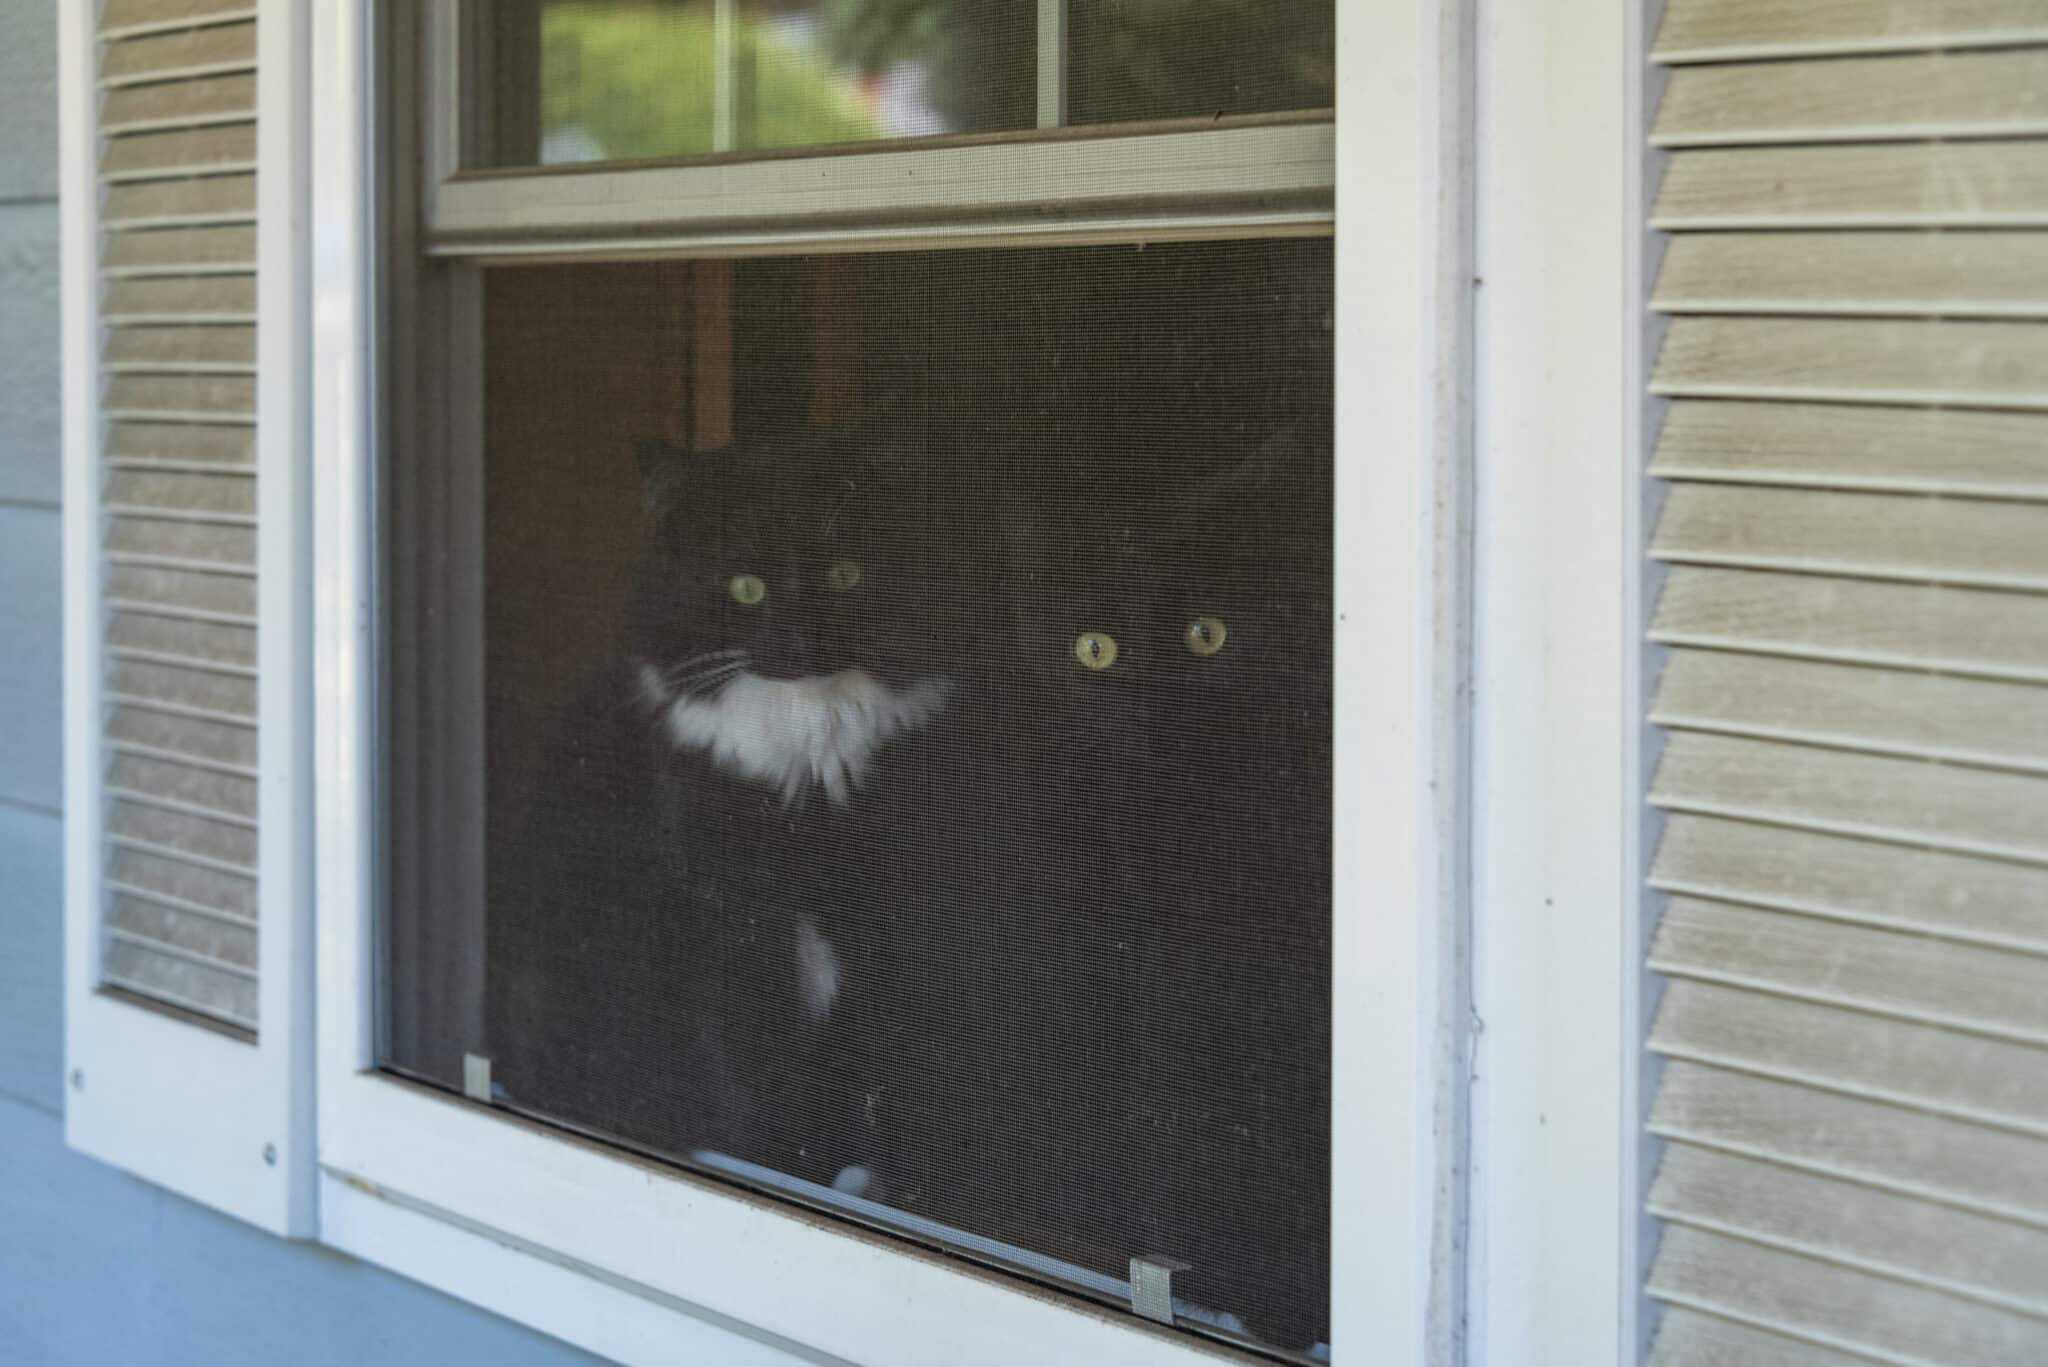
61;0;311;1233
1641;2;2048;1362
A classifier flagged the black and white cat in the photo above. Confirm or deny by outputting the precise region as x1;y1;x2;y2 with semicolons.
485;420;971;1196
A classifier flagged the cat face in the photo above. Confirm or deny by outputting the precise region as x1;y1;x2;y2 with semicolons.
995;429;1329;710
627;428;957;803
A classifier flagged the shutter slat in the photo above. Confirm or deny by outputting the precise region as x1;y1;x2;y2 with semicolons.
106;704;256;770
1652;815;2048;957
1653;235;2048;320
1648;1225;2048;1365
108;658;256;720
107;420;253;466
102;940;257;1029
104;373;256;420
104;563;256;621
99;123;256;181
100;21;258;86
1651;732;2048;864
1653;317;2048;408
1653;648;2048;774
1655;143;2048;228
106;516;255;569
108;799;257;873
1650;401;2048;499
106;325;257;373
1653;569;2048;684
1652;1146;2048;1319
101;0;257;41
104;173;256;229
107;611;256;669
1649;1308;1873;1367
104;277;257;325
108;892;256;970
1650;968;2048;1115
101;72;256;135
1651;485;2048;590
1650;1062;2048;1225
107;752;257;825
105;467;256;519
1654;0;2048;63
1656;49;2048;148
108;845;255;922
103;224;255;277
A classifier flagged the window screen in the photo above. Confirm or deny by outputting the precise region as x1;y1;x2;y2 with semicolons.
382;239;1334;1355
476;0;1333;167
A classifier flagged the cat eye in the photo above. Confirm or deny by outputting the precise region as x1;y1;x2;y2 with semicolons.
1073;631;1118;672
1185;615;1228;656
728;573;767;606
825;560;862;592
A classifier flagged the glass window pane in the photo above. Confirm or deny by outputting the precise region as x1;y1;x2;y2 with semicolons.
482;0;1036;167
474;2;1334;170
385;239;1334;1355
1067;0;1336;126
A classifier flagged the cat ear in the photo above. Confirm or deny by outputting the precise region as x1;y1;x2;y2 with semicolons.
1180;423;1301;517
633;436;698;517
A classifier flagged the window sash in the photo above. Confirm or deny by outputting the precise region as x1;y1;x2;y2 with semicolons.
421;1;1333;254
312;1;1460;1361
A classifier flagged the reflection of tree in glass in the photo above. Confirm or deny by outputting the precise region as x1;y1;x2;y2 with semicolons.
821;0;1332;129
542;4;879;162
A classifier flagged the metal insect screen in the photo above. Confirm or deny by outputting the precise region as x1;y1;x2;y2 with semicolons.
384;239;1333;1355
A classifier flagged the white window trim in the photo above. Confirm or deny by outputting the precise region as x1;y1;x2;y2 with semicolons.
60;0;317;1237
1463;0;1642;1364
301;1;1503;1363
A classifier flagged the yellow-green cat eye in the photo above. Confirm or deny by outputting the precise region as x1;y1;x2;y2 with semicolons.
1074;631;1118;671
1185;615;1228;656
826;560;862;592
728;573;767;606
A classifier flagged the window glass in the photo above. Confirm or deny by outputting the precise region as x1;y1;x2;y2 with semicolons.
1067;0;1336;126
474;0;1333;168
383;239;1334;1356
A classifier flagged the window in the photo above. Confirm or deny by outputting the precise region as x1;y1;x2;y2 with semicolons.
308;0;1468;1361
384;2;1335;1357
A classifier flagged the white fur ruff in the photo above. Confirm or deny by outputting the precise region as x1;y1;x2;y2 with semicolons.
652;667;950;805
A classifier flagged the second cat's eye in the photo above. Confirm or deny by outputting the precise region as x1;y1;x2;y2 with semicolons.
1185;615;1228;656
1074;631;1118;671
728;573;767;606
826;560;862;592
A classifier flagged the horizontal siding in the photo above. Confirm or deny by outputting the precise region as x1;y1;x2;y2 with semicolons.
1650;814;2048;955
1650;484;2048;590
1650;1146;2048;1318
1653;235;2048;320
1654;0;2048;63
1654;142;2048;228
1647;1225;2048;1364
1644;20;2048;1360
1652;317;2048;408
1654;48;2048;147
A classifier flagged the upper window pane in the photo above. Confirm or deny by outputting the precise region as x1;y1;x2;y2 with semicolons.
473;0;1333;170
1067;0;1335;126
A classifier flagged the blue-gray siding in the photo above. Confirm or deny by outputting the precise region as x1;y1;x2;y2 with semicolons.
0;4;585;1359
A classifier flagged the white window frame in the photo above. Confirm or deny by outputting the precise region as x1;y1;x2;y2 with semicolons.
60;0;317;1237
294;1;1640;1364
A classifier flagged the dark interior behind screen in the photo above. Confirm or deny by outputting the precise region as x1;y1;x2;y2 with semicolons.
385;239;1335;1353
